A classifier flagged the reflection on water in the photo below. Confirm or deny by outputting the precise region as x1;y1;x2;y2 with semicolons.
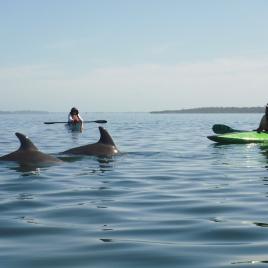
96;157;116;173
3;155;116;175
100;238;113;243
16;193;34;200
4;162;41;174
254;222;268;228
68;129;82;142
18;216;39;225
257;145;268;170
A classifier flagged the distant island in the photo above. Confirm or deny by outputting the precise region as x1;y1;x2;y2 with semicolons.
151;107;264;114
0;110;49;114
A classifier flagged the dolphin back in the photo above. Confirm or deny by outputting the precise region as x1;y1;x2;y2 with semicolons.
61;127;119;156
15;132;39;151
98;127;116;146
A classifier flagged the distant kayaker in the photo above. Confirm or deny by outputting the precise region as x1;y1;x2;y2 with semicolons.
68;107;84;130
256;104;268;132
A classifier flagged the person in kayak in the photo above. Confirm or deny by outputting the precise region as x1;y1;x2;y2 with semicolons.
68;107;84;130
255;104;268;132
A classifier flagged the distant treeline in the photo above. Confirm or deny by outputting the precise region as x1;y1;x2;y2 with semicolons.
0;110;48;114
151;107;264;114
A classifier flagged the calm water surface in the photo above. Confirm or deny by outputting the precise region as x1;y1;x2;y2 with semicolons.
0;112;268;268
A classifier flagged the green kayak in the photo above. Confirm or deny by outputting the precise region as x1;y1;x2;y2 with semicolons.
207;131;268;144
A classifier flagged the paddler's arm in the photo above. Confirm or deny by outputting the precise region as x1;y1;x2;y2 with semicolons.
78;114;84;131
68;114;74;123
255;115;265;133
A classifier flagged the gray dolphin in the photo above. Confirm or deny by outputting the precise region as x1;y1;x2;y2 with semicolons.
62;127;119;156
0;132;62;165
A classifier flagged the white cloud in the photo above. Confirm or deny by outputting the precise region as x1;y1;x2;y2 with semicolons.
1;56;268;111
0;65;65;80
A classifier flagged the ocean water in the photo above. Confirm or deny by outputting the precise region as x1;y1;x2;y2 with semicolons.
0;112;268;268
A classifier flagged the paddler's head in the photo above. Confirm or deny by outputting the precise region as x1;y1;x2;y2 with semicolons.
70;107;79;115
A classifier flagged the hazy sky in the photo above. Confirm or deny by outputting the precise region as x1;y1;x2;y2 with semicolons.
1;0;268;112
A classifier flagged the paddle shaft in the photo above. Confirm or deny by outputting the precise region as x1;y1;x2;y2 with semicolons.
44;120;107;124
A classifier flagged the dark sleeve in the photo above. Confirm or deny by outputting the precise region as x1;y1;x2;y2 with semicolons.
257;115;265;131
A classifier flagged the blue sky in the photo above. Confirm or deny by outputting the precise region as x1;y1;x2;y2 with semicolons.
0;0;268;112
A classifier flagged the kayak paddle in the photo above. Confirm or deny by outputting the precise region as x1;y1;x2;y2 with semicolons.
44;120;107;124
212;124;243;134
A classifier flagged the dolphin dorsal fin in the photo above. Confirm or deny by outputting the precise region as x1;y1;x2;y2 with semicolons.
98;127;115;146
15;133;39;151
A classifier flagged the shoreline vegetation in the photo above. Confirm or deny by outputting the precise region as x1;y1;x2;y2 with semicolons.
150;107;264;114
